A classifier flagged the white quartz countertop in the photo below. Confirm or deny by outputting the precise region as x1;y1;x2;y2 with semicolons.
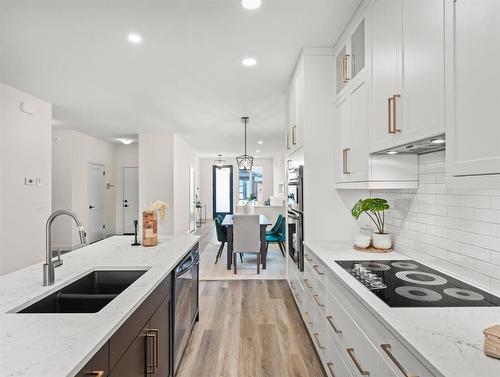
0;235;199;377
304;240;500;377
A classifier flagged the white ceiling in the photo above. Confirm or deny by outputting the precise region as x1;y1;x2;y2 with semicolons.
0;0;360;156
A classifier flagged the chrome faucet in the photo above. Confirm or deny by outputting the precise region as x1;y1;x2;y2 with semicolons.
43;210;87;286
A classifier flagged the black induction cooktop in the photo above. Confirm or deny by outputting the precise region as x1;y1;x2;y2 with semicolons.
336;260;500;308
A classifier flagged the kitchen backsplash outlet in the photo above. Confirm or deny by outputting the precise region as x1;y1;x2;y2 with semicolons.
367;150;500;294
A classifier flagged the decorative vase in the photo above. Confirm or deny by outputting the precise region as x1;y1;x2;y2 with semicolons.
244;203;254;215
372;233;392;250
142;211;158;247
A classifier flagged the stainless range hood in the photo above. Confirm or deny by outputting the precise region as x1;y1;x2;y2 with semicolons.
373;134;446;155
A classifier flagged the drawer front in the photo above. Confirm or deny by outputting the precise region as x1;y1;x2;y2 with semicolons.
326;290;381;377
303;263;327;314
304;250;327;286
327;271;436;377
325;327;353;377
288;270;304;311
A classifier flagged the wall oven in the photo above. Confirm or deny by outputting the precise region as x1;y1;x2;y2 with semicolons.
287;165;304;272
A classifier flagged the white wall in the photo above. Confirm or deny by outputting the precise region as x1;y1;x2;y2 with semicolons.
199;157;275;219
0;83;52;276
52;129;116;249
139;133;174;235
173;135;199;235
115;143;139;234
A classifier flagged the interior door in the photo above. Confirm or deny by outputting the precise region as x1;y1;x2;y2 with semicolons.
189;167;196;233
87;163;105;244
212;165;233;219
123;167;139;235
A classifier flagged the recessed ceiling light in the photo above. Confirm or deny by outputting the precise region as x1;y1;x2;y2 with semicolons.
241;0;262;10
119;138;134;145
256;149;260;153
431;138;445;144
387;151;398;155
127;33;142;44
258;140;263;145
242;57;257;67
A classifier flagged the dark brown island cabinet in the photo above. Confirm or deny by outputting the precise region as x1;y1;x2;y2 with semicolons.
76;243;199;377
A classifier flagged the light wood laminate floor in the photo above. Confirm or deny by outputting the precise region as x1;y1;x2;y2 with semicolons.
176;280;326;377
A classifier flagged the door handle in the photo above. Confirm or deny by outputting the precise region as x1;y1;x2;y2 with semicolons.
388;95;401;134
381;344;418;377
346;348;370;375
145;330;157;374
342;148;351;174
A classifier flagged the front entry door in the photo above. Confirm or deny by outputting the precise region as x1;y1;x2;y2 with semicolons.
123;167;139;235
87;162;105;243
212;165;233;219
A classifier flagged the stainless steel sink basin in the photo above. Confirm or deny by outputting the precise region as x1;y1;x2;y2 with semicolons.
18;270;147;313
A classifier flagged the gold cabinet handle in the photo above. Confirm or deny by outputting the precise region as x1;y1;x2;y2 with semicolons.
381;344;418;377
304;311;313;324
145;330;158;374
291;125;297;145
327;362;336;377
313;265;324;276
342;148;351;174
305;254;313;262
388;96;395;134
388;95;401;134
303;278;313;289
150;328;160;368
313;333;325;349
327;315;342;334
313;294;324;307
392;94;401;133
294;293;302;303
346;348;370;375
342;55;351;83
88;372;104;377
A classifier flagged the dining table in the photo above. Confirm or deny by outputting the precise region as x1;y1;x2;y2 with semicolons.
221;214;272;270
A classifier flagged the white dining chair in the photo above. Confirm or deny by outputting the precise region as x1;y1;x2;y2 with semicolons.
232;214;261;274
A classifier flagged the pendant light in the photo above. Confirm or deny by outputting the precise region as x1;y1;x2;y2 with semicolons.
214;154;226;168
236;116;254;171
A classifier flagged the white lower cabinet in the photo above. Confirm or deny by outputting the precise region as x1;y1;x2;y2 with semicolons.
289;246;438;377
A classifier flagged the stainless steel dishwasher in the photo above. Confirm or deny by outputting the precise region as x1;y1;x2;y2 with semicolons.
173;246;199;374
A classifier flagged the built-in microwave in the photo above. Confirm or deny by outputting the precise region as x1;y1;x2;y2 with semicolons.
287;165;303;213
287;165;304;272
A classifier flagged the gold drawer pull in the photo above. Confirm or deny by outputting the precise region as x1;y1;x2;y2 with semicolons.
150;328;160;367
313;294;324;307
294;293;302;304
145;331;156;374
305;254;313;262
88;372;104;377
313;265;324;275
313;333;325;349
304;279;313;289
342;148;351;175
304;311;313;324
327;315;342;334
381;344;418;377
327;362;336;377
346;348;370;375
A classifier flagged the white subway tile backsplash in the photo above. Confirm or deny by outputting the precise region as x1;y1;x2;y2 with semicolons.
372;150;500;293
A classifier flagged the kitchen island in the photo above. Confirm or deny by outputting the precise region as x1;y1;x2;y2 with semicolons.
0;235;199;377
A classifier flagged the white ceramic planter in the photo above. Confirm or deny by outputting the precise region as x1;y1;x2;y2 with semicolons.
372;233;392;250
354;234;371;249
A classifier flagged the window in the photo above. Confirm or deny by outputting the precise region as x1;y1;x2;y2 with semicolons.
239;166;263;203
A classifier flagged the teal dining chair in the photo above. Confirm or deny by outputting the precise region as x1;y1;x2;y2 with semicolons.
214;217;227;264
266;214;284;237
265;216;286;257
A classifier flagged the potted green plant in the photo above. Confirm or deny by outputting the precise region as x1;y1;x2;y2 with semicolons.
351;198;392;250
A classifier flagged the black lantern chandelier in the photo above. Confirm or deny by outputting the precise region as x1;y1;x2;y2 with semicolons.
236;116;254;171
214;154;226;168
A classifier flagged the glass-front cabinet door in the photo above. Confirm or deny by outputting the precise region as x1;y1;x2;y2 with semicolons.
350;19;365;78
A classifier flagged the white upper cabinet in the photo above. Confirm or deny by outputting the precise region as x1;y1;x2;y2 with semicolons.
447;0;500;178
370;0;445;153
336;18;367;96
287;59;305;154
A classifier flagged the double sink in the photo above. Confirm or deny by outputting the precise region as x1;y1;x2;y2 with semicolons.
18;270;147;314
